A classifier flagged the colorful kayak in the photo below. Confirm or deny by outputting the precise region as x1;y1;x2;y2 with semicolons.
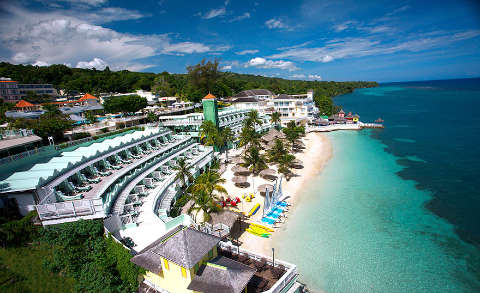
246;228;270;238
247;203;260;217
248;226;270;234
250;223;274;232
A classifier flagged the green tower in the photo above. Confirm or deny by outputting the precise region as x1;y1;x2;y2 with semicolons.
202;93;219;128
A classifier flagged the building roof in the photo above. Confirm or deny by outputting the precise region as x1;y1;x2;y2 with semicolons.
15;100;34;108
0;127;162;192
132;226;221;269
187;256;256;293
79;93;98;101
231;97;259;103
233;89;273;98
203;93;216;99
0;135;42;153
208;210;240;229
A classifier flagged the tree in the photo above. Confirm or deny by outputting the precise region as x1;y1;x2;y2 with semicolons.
267;138;287;164
103;95;147;114
186;59;220;95
271;112;281;129
278;153;295;180
187;189;220;223
191;170;227;196
220;127;234;163
173;157;193;188
85;111;96;124
283;121;303;151
242;146;267;175
246;110;262;128
146;111;158;123
199;120;217;146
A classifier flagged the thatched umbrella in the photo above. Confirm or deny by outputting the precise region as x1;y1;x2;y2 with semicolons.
294;141;306;148
231;156;244;164
259;168;277;181
232;176;250;188
257;184;274;195
232;165;251;175
291;159;304;169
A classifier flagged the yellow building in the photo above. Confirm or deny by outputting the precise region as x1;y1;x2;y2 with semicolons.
131;226;255;293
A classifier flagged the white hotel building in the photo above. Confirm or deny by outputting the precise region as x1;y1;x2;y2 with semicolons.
231;89;319;126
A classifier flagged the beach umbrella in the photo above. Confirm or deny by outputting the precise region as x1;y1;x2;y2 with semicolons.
232;176;250;188
291;159;304;169
232;165;250;175
257;184;274;195
231;156;245;164
259;168;277;180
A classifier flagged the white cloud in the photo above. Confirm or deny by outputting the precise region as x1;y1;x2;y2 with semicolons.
246;57;298;71
49;0;108;6
221;65;232;70
270;30;480;63
333;21;356;32
265;18;290;30
235;49;259;55
322;55;334;62
0;4;230;71
290;74;306;79
200;7;226;19
33;60;50;66
76;57;108;69
308;74;322;80
229;12;250;22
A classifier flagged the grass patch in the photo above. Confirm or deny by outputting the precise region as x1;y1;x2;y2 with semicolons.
0;243;75;293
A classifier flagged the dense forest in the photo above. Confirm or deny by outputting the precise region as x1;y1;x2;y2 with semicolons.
0;61;377;115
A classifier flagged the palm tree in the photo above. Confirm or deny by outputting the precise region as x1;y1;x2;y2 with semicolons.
220;127;234;163
192;170;227;196
173;158;193;188
267;138;286;163
199;120;217;146
271;112;281;129
246;110;262;128
187;189;220;222
243;146;267;175
278;153;295;180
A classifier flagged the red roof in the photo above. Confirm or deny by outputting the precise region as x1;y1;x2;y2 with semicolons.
79;93;98;101
15;100;34;108
203;93;216;99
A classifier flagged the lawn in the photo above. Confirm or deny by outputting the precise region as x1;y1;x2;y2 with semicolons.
0;243;75;293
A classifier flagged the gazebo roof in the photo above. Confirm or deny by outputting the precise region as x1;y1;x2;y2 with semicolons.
15;100;34;108
79;93;98;101
209;210;240;229
203;93;216;99
131;226;221;270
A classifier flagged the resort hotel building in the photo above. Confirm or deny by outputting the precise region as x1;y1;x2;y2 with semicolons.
0;93;302;292
230;89;319;126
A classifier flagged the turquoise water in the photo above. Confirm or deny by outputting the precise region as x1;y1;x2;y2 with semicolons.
274;130;479;291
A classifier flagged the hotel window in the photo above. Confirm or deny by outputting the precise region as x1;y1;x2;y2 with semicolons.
181;267;187;278
163;258;169;270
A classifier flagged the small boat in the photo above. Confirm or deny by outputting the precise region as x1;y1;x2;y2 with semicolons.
246;228;270;238
247;203;260;217
250;223;274;232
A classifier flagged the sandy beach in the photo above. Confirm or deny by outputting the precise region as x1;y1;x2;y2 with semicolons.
220;132;333;255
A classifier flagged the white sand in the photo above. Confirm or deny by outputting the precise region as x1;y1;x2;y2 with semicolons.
220;132;333;256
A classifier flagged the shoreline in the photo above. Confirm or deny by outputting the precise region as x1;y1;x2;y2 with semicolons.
235;132;333;255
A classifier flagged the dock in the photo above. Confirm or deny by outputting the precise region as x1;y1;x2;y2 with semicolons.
306;122;384;133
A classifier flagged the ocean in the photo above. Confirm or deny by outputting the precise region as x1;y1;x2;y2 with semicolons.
274;78;480;292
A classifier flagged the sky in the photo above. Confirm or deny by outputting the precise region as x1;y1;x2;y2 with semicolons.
0;0;479;82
